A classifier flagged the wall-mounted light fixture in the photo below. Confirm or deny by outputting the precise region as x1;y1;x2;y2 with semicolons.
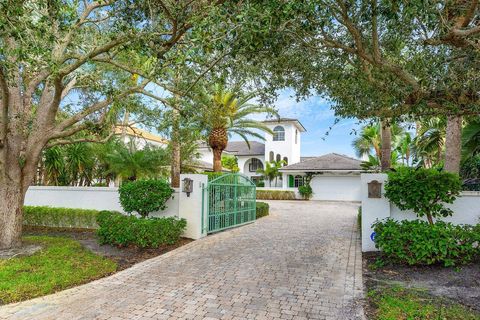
182;178;193;197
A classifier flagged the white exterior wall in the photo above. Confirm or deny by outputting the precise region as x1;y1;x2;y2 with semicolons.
25;186;179;217
361;173;480;252
310;175;361;201
122;135;167;150
264;122;301;165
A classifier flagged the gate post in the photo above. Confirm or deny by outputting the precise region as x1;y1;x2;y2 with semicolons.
178;174;208;240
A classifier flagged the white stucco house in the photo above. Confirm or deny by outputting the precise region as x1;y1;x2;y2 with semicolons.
198;118;364;201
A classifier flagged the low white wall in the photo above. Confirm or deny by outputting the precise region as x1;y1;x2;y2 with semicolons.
25;186;180;218
361;173;480;252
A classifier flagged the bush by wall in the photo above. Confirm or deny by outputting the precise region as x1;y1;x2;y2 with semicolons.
119;179;174;218
373;219;480;267
256;202;269;218
205;172;224;181
385;167;462;224
96;211;187;248
298;185;313;200
23;206;100;229
256;190;296;200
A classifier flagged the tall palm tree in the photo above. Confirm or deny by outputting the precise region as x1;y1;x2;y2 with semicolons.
200;84;278;172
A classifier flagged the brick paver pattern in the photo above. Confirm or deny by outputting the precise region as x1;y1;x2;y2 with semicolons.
0;201;364;320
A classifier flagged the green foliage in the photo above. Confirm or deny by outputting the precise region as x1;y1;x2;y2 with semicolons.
205;172;224;181
96;211;186;248
256;160;285;187
23;206;100;229
385;167;462;223
369;286;480;320
0;236;116;304
461;154;480;180
118;179;174;218
373;219;480;266
298;184;313;200
221;156;239;172
256;190;296;200
256;202;269;219
357;207;362;234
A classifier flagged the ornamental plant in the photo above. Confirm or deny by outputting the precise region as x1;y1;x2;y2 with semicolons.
298;184;313;200
119;179;174;218
384;167;462;224
373;219;480;266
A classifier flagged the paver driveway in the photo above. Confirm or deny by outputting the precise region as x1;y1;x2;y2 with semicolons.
0;201;364;320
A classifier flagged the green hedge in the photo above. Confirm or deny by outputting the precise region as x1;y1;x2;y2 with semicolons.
23;206;100;229
256;190;296;200
256;202;269;219
96;211;187;248
373;219;480;266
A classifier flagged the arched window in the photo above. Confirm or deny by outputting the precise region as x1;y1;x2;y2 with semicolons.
283;157;288;165
276;154;281;162
294;175;304;187
269;151;274;162
273;126;285;141
295;129;298;144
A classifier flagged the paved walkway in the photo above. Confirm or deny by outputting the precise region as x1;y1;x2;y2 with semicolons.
0;201;364;320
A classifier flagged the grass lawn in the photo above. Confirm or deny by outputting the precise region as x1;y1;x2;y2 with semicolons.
0;236;116;304
369;286;480;320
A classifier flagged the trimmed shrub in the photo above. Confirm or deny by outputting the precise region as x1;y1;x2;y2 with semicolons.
373;219;480;266
119;179;174;218
23;206;100;229
256;202;269;218
298;184;313;200
96;211;187;248
256;190;296;200
385;167;462;224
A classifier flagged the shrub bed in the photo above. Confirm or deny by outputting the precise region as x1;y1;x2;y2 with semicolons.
256;202;269;218
23;206;100;229
373;219;480;266
256;190;296;200
96;211;187;248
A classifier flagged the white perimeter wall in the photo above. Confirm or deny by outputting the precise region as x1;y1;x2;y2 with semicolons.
361;173;480;252
25;186;180;218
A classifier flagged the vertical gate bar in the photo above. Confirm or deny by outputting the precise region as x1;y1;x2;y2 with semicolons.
202;183;205;233
234;177;237;226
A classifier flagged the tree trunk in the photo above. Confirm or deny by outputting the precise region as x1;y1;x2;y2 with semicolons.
380;120;392;172
212;148;223;172
170;108;181;188
0;182;25;249
444;115;462;173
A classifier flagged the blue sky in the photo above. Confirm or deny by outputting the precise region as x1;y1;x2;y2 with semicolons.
241;89;363;158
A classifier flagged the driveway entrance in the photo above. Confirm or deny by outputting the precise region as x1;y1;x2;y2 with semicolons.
0;201;364;320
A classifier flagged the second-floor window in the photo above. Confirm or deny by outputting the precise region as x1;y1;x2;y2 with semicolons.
273;126;285;141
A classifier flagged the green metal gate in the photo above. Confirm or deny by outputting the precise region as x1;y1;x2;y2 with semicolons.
202;174;256;233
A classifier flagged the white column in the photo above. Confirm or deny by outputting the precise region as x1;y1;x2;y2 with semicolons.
282;173;289;189
178;174;208;240
360;173;390;252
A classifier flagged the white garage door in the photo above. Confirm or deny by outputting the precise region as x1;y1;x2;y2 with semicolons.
310;175;361;201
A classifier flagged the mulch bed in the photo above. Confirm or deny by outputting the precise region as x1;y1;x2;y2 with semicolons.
363;252;480;315
23;226;192;271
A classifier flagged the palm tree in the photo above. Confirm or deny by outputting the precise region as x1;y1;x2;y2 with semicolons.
256;160;285;187
200;84;278;172
106;142;169;181
412;118;446;168
395;132;413;165
462;117;480;158
352;122;403;168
